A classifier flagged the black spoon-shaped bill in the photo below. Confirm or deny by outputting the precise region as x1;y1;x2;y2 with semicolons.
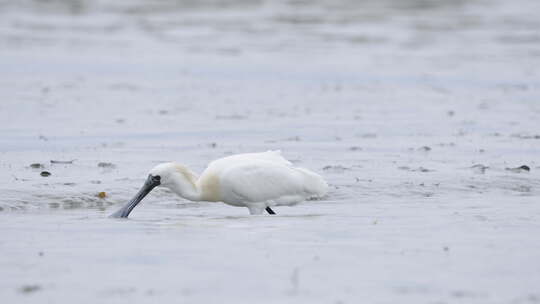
109;175;161;218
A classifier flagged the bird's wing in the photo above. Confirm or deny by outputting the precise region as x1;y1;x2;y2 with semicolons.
256;150;292;166
206;150;291;172
219;161;324;205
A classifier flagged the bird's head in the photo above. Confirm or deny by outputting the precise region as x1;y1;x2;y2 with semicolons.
109;162;192;218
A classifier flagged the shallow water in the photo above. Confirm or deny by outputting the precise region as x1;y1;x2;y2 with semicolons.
1;0;540;303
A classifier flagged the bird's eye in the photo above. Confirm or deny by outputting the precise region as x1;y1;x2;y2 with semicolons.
148;174;161;185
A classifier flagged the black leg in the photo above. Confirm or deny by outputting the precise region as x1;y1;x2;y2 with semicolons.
265;207;276;215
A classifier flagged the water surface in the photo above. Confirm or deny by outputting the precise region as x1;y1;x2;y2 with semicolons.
1;0;540;303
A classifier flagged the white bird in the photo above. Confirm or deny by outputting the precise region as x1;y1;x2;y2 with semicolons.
110;151;328;218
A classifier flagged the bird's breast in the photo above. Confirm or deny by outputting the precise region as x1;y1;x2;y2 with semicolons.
198;173;221;202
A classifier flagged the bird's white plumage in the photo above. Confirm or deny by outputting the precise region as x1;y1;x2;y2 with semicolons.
149;151;328;214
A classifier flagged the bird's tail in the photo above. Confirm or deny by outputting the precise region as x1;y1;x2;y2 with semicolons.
297;168;328;198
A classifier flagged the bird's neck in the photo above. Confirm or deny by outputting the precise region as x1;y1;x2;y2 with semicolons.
168;169;202;202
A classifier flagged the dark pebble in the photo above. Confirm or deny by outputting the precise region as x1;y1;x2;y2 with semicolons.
97;162;116;168
19;285;41;294
50;160;74;164
506;165;531;173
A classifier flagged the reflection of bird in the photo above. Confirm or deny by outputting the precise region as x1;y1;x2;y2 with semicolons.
111;151;328;218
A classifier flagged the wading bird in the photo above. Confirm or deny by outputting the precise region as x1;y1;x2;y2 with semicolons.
110;151;328;218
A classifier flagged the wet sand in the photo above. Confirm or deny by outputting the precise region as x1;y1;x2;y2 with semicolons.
1;0;540;303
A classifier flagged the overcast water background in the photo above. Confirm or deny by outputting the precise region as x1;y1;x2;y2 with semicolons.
1;0;540;303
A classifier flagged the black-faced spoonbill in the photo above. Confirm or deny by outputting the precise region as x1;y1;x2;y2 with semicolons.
110;151;328;218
